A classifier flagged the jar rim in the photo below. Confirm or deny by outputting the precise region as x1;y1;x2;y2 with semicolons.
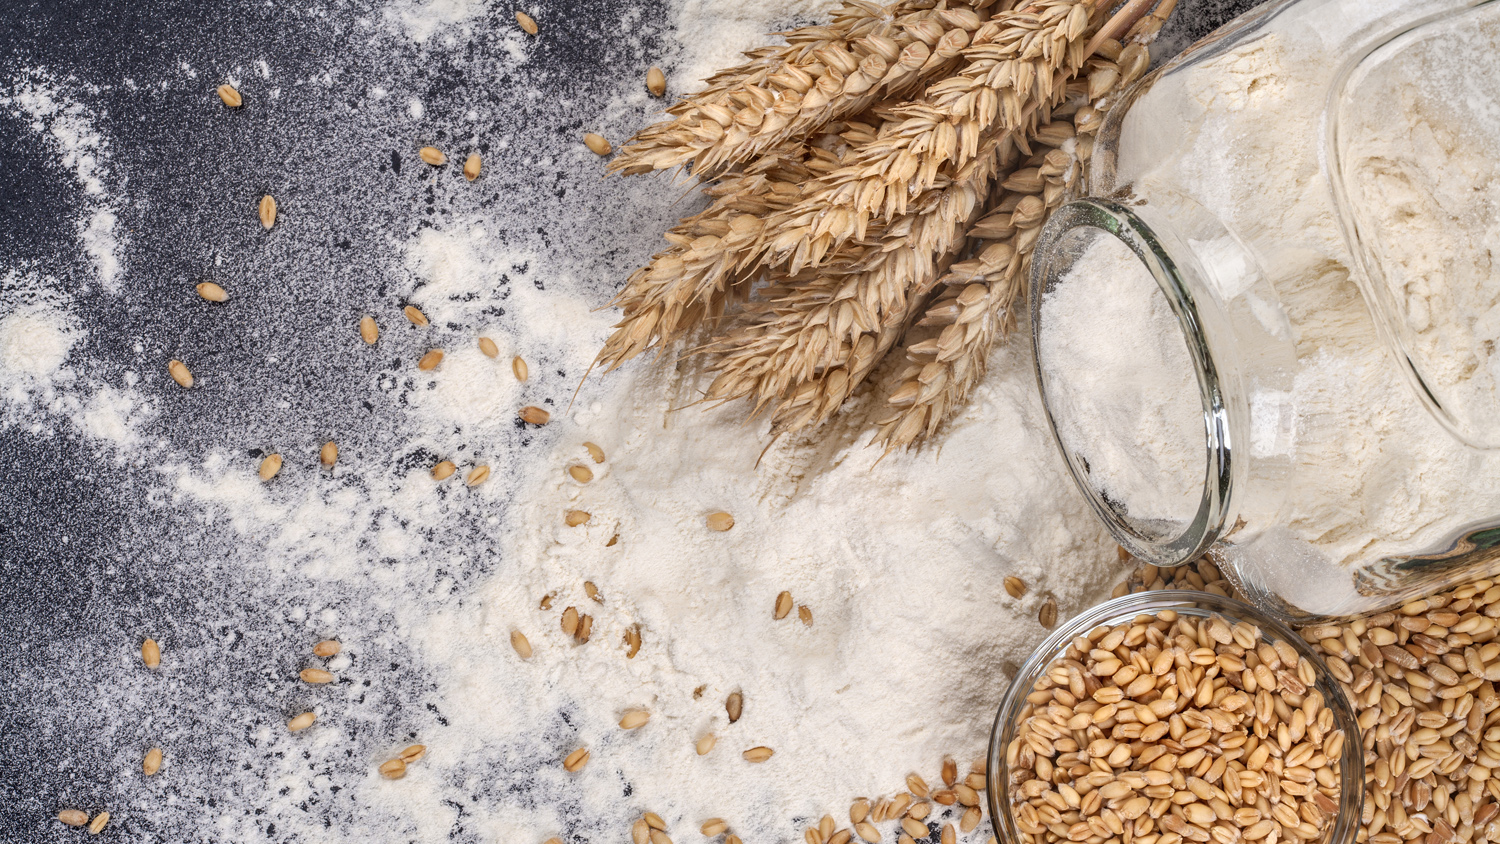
1030;198;1230;568
984;590;1365;844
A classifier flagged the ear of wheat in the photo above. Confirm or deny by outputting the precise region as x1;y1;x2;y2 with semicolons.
600;0;1174;447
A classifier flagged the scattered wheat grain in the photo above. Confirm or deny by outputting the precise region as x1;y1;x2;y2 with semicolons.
519;405;549;425
359;315;379;344
419;146;446;166
142;638;160;669
478;336;498;358
196;281;228;302
464;153;481;181
300;668;334;684
288;711;316;731
706;511;734;531
515;11;537;33
217;84;242;107
143;747;162;775
259;453;282;481
259;194;276;229
584;133;613;156
646;67;666;97
742;746;773;763
168;359;193;388
431;460;456;480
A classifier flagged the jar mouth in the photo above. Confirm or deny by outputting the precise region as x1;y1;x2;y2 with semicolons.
1030;199;1230;568
985;590;1365;844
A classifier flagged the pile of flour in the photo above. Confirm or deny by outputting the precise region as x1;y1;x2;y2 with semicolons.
1038;233;1205;534
1081;0;1500;605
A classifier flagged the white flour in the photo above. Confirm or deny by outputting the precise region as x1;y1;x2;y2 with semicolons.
0;2;1121;841
1086;0;1500;591
0;71;125;292
1038;233;1205;532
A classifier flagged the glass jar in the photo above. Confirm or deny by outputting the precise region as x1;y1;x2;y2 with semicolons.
985;591;1364;844
1029;0;1500;623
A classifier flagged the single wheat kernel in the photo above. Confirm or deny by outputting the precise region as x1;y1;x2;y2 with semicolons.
851;798;870;824
320;441;338;467
583;442;605;463
583;133;613;156
519;405;549;425
259;194;277;229
419;146;446;166
1003;576;1026;599
644;812;667;831
774;591;792;620
168;359;193;388
511;630;532;659
379;758;406;779
467;465;490;486
726;836;742;844
696;733;716;755
217;83;243;107
515;10;538;33
575;614;593;643
313;639;341;657
901;819;927;839
703;819;728;837
726;691;743;722
463;153;481;181
706;511;734;531
431;461;456;480
568;465;594;483
561;606;579;637
300;668;334;684
563;747;589;772
819;816;835;842
418;349;444;371
400;744;426;763
565;510;590;527
59;810;89;827
584;581;602;603
288;711;316;731
940;824;954;844
143;747;163;775
619;710;650;730
1038;597;1057;629
855;823;879;843
941;757;957;786
958;807;980;833
538;594;554;610
606;535;619;547
403;305;429;326
512;356;529;381
359;315;379;345
646;67;666;97
196;281;228;302
624;624;642;658
142;638;161;669
798;605;812;627
742;746;774;763
259;453;282;481
649;830;673;844
88;812;109;835
907;773;930;798
633;820;651;844
478;336;499;358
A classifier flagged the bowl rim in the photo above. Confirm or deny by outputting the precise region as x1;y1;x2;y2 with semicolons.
985;590;1364;844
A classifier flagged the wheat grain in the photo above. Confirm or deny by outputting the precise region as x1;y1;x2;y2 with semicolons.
519;406;550;425
726;691;743;722
196;281;228;302
564;509;590;527
696;733;717;755
403;305;429;326
419;146;446;166
379;758;406;779
88;813;109;835
512;355;529;381
300;668;334;684
259;194;277;229
620;710;650;730
259;453;282;481
143;747;163;775
418;349;444;371
563;747;589;771
516;11;537;34
59;810;88;827
706;511;734;531
464;153;482;181
168;359;193;388
320;441;338;467
478;336;498;358
288;711;316;731
742;746;774;763
142;638;161;669
646;67;667;97
431;460;456;480
584;133;614;156
360;315;379;344
775;590;793;620
511;630;533;659
217;84;242;107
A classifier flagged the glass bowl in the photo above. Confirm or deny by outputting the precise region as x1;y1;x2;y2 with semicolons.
985;590;1363;844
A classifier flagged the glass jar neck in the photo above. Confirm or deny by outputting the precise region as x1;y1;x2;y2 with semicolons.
1031;190;1298;569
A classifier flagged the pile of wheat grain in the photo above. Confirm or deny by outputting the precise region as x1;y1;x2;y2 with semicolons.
597;0;1176;448
1134;564;1500;844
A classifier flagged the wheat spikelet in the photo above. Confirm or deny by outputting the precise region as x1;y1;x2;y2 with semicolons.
609;1;999;179
759;0;1098;275
876;38;1156;449
596;122;884;370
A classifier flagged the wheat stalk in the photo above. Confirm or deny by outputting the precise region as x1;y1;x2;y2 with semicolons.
876;36;1158;448
609;0;999;179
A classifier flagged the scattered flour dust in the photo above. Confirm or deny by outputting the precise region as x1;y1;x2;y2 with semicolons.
0;69;126;291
